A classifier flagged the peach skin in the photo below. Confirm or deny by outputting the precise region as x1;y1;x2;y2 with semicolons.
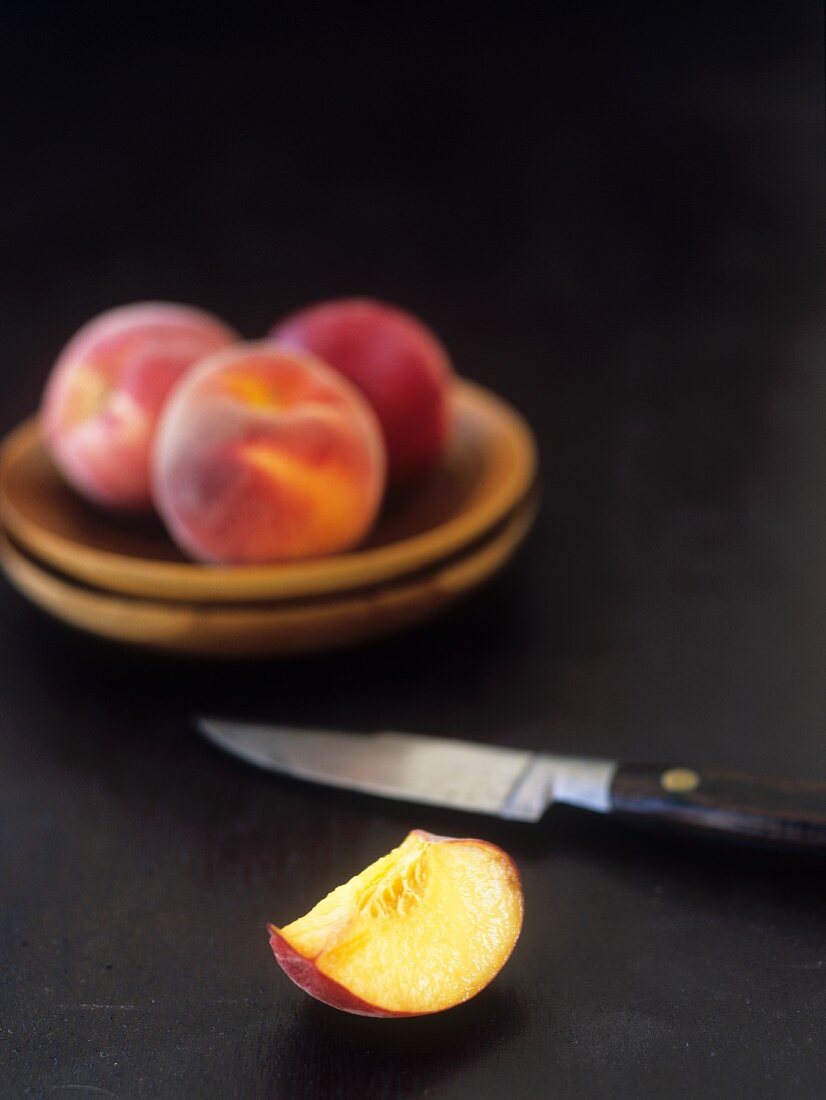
152;344;386;564
270;298;454;486
40;302;237;512
269;830;523;1016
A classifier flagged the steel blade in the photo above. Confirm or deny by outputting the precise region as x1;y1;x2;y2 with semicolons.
197;717;548;819
198;719;617;821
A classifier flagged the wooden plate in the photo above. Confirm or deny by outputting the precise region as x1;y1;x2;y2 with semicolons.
0;381;537;603
0;493;538;656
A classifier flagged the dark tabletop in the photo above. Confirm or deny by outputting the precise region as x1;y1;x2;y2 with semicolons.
2;4;825;1098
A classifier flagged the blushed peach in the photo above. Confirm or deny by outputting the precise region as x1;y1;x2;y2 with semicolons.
40;302;237;512
270;299;454;485
152;344;385;564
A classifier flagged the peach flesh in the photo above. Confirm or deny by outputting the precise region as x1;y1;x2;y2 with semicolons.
152;343;386;564
270;298;454;485
40;302;237;512
269;829;523;1017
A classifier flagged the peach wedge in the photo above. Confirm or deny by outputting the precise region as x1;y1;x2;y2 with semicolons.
269;830;523;1017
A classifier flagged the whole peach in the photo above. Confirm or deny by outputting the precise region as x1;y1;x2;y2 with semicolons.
152;344;386;564
40;302;237;512
270;299;454;485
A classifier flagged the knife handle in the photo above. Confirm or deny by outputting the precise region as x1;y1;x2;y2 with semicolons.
610;764;826;851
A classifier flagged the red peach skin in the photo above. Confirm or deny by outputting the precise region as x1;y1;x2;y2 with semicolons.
270;298;454;485
40;302;237;512
152;344;386;564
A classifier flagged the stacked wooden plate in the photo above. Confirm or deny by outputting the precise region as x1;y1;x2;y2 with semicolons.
0;381;538;656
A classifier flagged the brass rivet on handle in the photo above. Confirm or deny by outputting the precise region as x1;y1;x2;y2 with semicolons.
661;767;701;793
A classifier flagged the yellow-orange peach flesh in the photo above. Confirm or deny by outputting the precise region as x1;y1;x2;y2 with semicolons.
40;302;237;511
152;344;386;564
269;830;523;1016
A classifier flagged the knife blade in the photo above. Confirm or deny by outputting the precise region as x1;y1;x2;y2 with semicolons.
197;717;826;850
197;717;615;822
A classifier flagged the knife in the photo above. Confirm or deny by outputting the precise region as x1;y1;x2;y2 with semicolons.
197;718;826;851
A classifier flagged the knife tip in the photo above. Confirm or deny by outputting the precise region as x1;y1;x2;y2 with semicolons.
194;715;226;741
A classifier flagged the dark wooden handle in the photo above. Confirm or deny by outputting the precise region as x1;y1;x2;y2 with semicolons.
610;764;826;851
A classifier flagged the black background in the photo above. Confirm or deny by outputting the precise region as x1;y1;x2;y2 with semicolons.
2;3;825;1097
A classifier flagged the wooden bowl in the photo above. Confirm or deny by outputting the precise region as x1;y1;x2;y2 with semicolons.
0;381;536;603
0;493;538;656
